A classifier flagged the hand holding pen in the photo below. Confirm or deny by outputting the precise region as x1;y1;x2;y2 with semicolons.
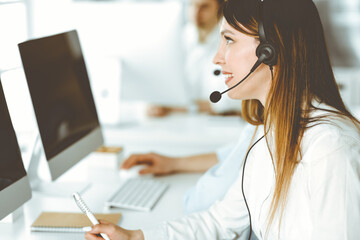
85;220;144;240
73;192;144;240
73;192;111;240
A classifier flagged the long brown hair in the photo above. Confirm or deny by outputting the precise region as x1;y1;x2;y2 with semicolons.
222;0;360;233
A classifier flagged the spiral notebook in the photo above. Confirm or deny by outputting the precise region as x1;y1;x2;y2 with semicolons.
31;212;122;233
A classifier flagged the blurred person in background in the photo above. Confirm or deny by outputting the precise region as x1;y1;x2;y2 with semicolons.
148;0;241;117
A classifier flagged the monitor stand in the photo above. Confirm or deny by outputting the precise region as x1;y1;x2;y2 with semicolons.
27;135;91;198
0;206;23;223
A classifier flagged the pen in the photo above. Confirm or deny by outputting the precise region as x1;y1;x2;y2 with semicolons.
82;226;92;232
73;192;111;240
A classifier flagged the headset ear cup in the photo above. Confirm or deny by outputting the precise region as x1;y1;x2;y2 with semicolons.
256;43;277;66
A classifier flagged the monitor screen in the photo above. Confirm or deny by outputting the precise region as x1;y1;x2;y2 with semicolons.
0;77;31;220
0;81;27;191
18;30;100;161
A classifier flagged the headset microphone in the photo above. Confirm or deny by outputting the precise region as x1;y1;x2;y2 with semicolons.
213;69;221;76
209;52;270;103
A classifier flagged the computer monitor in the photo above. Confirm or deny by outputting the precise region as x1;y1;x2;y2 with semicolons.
18;30;103;181
0;78;31;221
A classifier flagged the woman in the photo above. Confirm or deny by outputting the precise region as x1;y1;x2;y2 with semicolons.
86;0;360;239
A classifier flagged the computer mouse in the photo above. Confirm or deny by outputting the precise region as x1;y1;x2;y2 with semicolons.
119;165;148;179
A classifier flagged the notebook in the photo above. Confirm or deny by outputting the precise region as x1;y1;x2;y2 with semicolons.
31;212;122;233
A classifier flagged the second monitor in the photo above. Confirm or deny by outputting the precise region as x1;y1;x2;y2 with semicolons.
18;30;103;181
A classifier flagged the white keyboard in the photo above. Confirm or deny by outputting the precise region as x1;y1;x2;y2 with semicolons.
106;178;168;211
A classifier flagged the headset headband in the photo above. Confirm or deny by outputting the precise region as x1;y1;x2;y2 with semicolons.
258;1;267;43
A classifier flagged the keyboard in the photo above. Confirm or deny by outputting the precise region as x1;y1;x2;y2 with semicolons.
106;178;169;211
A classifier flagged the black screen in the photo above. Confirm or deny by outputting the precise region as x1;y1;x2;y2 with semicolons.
0;80;27;191
18;30;100;160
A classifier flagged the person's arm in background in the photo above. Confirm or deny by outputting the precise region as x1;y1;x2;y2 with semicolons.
146;105;187;117
146;101;242;117
197;99;242;116
146;102;213;117
121;152;218;175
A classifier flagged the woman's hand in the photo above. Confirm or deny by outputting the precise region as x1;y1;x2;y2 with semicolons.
85;221;144;240
121;153;179;175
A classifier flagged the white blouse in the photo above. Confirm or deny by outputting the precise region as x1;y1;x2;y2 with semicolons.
143;104;360;240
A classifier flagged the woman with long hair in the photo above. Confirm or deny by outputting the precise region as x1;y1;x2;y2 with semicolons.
85;0;360;239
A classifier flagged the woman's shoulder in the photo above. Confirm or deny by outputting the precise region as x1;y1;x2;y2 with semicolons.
300;105;360;163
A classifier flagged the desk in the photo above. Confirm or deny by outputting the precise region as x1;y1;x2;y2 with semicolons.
0;114;244;240
104;113;244;155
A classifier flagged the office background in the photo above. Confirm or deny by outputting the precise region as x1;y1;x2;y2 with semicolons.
0;0;360;164
0;0;359;239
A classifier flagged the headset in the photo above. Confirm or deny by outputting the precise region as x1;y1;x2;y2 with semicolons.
209;0;277;103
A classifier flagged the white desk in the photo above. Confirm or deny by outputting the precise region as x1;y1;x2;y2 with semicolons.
0;114;244;240
104;113;245;155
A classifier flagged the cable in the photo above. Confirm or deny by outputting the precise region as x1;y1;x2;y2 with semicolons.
242;65;273;240
241;135;265;240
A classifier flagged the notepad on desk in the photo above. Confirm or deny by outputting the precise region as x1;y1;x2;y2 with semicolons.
31;212;122;233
